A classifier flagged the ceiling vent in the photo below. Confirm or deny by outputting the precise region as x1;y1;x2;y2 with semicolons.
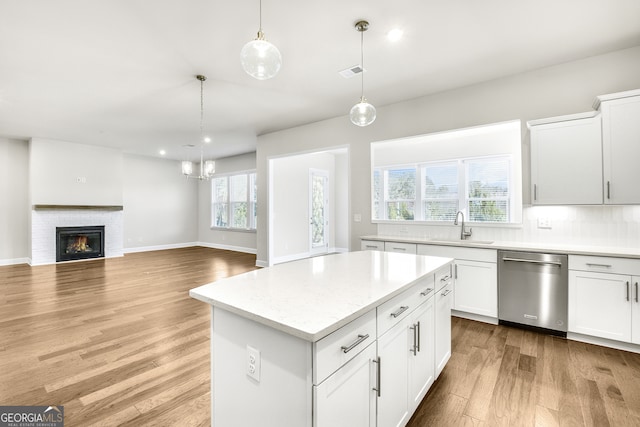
339;65;364;79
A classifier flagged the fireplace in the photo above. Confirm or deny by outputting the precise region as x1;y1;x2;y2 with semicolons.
56;226;105;262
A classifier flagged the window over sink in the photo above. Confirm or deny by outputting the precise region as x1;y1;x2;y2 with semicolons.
371;120;522;225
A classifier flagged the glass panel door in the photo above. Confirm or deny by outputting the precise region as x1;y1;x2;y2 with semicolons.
310;169;329;255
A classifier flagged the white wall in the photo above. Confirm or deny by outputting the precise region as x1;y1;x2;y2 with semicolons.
123;154;198;251
0;138;29;264
198;152;257;253
30;138;123;206
256;46;640;264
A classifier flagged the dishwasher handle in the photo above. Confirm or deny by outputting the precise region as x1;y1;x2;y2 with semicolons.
501;256;562;267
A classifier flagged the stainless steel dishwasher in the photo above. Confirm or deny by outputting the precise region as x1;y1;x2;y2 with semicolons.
498;250;568;337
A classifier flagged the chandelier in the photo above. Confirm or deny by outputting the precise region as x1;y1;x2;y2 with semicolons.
182;75;215;180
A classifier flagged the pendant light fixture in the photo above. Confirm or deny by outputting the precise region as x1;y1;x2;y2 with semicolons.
240;0;282;80
182;75;215;180
350;20;376;127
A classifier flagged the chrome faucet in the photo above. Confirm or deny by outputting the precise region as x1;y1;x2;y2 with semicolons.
454;211;472;240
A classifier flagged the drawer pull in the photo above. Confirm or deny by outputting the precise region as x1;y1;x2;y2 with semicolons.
441;289;452;297
440;275;451;282
586;263;612;269
341;334;370;354
372;357;381;397
390;306;409;318
420;288;433;297
416;321;421;353
627;281;630;302
392;247;406;251
636;282;639;303
365;245;378;249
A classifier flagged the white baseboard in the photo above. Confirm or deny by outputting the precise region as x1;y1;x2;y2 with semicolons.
272;251;311;265
123;242;198;254
452;310;499;325
196;241;257;255
0;257;30;266
256;260;268;268
567;332;640;354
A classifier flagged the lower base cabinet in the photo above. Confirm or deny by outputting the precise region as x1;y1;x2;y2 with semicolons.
314;343;377;427
435;281;453;378
378;296;435;427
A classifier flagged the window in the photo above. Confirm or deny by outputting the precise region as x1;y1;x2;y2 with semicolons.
211;171;257;230
373;156;512;223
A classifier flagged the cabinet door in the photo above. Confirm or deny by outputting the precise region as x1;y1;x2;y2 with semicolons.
435;282;453;379
454;260;497;317
314;343;377;427
633;276;640;345
408;297;435;413
530;115;603;205
568;270;632;342
601;95;640;204
377;317;410;427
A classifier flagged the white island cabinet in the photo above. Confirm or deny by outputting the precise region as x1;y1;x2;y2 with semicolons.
190;251;453;427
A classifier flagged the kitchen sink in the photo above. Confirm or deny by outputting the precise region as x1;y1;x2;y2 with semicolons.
429;238;494;245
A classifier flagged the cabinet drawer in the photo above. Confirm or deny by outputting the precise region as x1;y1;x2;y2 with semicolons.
434;264;453;292
417;244;496;262
314;308;376;384
569;255;640;276
384;242;417;254
377;275;434;337
361;240;384;251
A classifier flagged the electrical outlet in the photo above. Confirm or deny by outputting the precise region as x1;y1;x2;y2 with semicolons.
246;345;261;382
537;217;552;229
353;213;362;222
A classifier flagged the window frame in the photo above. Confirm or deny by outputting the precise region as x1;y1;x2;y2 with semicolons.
211;170;257;232
373;155;513;224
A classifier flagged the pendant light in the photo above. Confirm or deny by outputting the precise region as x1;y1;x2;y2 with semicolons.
350;20;376;127
240;0;282;80
182;75;215;180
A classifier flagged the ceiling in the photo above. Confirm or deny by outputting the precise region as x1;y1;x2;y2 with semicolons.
1;1;639;161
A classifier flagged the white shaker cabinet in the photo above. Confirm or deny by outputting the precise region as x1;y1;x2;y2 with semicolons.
407;296;435;413
434;280;453;378
314;342;377;427
568;255;640;344
418;244;497;320
595;90;640;204
528;112;603;205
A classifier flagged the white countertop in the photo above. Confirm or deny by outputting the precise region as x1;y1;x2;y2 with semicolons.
189;251;452;342
361;235;640;259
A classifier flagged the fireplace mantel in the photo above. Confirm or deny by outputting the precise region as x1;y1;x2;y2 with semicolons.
33;205;123;211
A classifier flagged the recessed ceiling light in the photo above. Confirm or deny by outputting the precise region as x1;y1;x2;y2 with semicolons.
204;136;211;143
159;149;166;156
387;28;403;42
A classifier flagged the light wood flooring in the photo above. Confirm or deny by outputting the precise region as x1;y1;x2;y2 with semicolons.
1;247;640;426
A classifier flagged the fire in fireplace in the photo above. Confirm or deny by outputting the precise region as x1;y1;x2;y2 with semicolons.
56;226;105;262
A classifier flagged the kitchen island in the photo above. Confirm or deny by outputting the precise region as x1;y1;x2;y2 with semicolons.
190;250;453;427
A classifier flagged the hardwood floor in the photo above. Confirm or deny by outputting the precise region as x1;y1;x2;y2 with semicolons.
2;247;640;426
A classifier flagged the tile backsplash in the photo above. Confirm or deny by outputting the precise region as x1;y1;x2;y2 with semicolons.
378;206;640;249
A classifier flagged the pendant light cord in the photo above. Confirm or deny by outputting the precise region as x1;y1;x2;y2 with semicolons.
360;29;364;100
199;76;205;175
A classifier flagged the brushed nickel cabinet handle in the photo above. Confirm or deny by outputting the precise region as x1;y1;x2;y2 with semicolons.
534;184;537;201
416;321;421;353
441;289;452;297
607;181;611;199
410;324;417;355
341;334;369;353
586;263;612;269
636;282;639;303
440;275;451;282
454;264;458;279
420;288;433;297
390;306;409;318
626;281;630;302
372;357;381;397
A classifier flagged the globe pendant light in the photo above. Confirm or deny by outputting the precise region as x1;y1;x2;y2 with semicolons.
241;0;282;80
182;75;215;180
350;20;376;127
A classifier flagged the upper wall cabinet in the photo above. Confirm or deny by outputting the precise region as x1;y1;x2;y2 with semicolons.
595;89;640;205
528;112;603;205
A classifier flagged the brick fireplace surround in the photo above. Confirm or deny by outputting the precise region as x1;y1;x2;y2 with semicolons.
31;206;124;266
